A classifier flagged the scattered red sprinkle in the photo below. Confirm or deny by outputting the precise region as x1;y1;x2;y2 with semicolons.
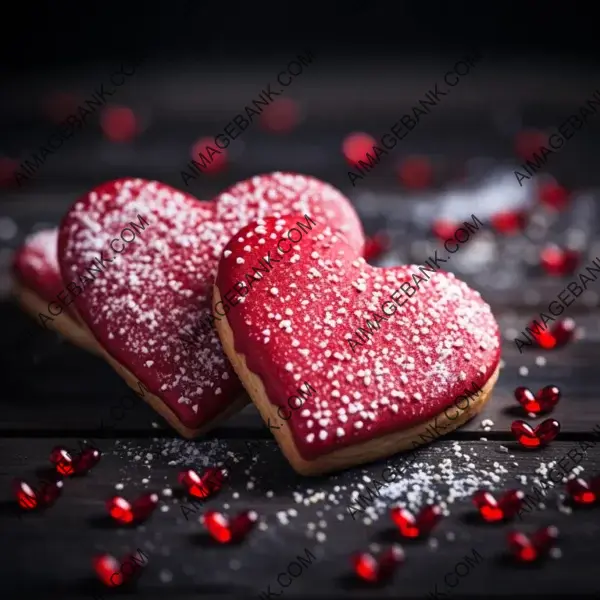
178;467;227;499
514;129;548;162
101;106;139;143
473;489;525;522
132;493;159;522
390;504;442;538
363;232;390;262
342;132;377;168
13;478;63;511
49;446;75;476
431;219;458;242
514;386;561;415
540;245;580;276
13;480;39;510
106;496;134;524
490;210;527;235
525;318;576;350
511;419;561;448
93;554;123;587
202;510;258;543
566;477;600;505
260;98;300;133
538;181;570;212
191;137;228;174
73;447;101;475
352;546;404;583
397;156;433;190
508;526;559;562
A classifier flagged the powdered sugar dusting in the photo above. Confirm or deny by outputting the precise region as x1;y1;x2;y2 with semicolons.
217;215;501;460
58;175;364;429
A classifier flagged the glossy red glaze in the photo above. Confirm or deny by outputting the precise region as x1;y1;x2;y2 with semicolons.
473;489;524;522
566;478;597;505
73;447;101;475
342;132;377;167
363;232;390;262
49;446;75;476
132;493;159;521
203;510;258;543
13;479;39;510
538;182;569;211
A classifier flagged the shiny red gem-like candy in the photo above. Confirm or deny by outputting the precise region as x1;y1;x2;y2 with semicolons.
13;478;63;510
566;477;600;505
202;510;258;543
179;467;227;499
73;447;102;475
132;493;159;521
397;156;433;190
526;318;576;350
107;496;134;524
343;132;377;167
390;504;442;538
37;479;64;507
490;210;527;235
13;479;39;510
363;232;390;262
49;446;75;476
511;419;560;448
540;245;580;276
473;489;525;522
93;554;123;587
508;526;559;562
107;493;159;524
352;545;404;583
538;182;570;212
431;219;457;243
514;386;561;415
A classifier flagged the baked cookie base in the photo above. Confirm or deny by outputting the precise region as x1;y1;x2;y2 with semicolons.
12;280;100;355
72;306;249;440
214;285;500;476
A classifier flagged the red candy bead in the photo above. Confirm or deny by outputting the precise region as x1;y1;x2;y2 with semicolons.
473;489;524;522
342;132;377;167
260;98;300;133
390;504;442;538
508;526;559;562
363;232;390;262
352;546;404;583
50;446;75;476
514;386;561;415
107;496;134;524
13;480;39;510
540;245;580;276
515;129;548;162
179;467;227;499
566;477;600;505
431;219;457;243
202;510;258;543
132;493;159;521
191;137;228;174
100;106;139;143
73;447;101;475
397;156;433;190
550;318;576;347
490;210;527;235
511;419;560;448
93;554;123;587
37;479;63;507
538;181;570;212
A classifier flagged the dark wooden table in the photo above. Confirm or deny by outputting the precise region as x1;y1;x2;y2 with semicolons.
1;62;600;599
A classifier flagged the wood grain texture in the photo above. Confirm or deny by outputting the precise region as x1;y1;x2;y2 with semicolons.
1;438;600;598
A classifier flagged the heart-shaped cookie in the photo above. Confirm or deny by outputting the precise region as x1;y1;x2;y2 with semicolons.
58;174;364;437
214;215;501;475
12;228;98;353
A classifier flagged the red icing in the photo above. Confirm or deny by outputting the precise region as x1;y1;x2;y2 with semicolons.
12;228;81;320
58;174;364;430
216;216;500;461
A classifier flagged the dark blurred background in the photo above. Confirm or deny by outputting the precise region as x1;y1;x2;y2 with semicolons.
1;0;600;308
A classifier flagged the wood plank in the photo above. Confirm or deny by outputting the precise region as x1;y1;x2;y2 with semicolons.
1;438;599;597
